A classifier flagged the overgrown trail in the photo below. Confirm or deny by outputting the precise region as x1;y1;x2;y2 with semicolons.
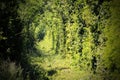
17;0;120;80
0;0;120;80
30;53;91;80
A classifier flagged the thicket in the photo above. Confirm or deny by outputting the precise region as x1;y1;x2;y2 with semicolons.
0;0;120;80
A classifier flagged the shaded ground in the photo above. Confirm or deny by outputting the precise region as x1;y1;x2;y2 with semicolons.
29;53;92;80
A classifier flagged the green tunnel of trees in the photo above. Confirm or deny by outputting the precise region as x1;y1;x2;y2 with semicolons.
0;0;120;80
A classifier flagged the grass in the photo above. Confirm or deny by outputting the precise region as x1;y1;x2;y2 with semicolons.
29;52;93;80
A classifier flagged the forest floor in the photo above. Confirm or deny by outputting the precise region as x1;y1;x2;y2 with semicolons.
30;52;93;80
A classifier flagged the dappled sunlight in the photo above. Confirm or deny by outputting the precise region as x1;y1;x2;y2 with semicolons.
1;0;120;80
37;30;53;54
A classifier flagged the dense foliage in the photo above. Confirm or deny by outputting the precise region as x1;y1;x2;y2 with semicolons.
0;0;120;80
